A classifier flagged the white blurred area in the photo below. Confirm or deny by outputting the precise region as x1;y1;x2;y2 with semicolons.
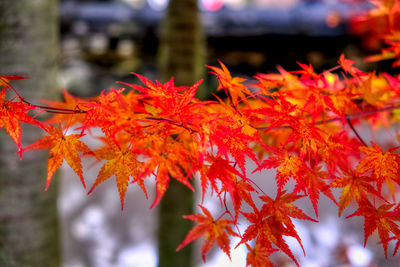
121;0;349;11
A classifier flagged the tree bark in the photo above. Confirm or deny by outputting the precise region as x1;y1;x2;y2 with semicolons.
157;0;206;267
0;1;61;266
159;0;206;98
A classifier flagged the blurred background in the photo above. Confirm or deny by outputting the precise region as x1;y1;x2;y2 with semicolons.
2;0;400;267
58;0;375;96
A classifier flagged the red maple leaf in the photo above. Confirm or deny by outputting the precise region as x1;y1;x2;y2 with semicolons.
246;242;277;267
259;191;317;256
239;208;300;267
347;200;400;258
0;88;42;155
177;205;238;261
0;75;28;89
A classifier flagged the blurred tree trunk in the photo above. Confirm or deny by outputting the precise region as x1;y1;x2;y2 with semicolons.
157;0;206;267
0;1;61;266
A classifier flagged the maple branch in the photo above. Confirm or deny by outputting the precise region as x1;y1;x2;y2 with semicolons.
346;118;368;147
222;192;235;221
17;96;87;114
30;104;86;114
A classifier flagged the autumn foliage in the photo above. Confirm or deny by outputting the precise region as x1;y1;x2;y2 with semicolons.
2;1;400;266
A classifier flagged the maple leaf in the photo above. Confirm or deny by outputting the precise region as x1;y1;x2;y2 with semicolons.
253;147;305;193
0;75;28;89
208;61;252;105
338;54;366;77
177;205;238;261
292;62;319;80
23;125;92;190
0;89;42;155
286;119;327;158
356;142;400;195
253;95;299;130
225;177;257;217
293;165;337;217
357;74;394;107
260;191;317;224
347;200;400;258
321;130;361;175
246;242;277;267
120;74;205;119
138;136;195;209
253;66;301;96
88;137;144;209
205;155;256;216
211;124;259;175
331;167;384;216
259;191;317;256
80;88;132;137
239;209;300;266
204;156;241;191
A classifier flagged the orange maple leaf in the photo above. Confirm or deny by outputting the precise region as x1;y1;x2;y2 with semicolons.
23;125;92;190
331;167;384;216
356;142;400;195
88;138;144;210
208;61;252;105
137;136;195;209
177;205;238;261
338;54;366;77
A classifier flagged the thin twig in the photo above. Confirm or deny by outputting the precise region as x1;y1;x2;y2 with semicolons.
346;118;368;146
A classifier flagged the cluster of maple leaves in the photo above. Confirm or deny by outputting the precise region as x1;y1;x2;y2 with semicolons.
2;1;400;266
352;0;400;66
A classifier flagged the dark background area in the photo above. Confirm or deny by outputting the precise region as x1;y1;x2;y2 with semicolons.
58;0;377;96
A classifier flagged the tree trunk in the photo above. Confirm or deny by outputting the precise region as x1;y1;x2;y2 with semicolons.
159;0;206;97
0;1;61;266
157;0;206;267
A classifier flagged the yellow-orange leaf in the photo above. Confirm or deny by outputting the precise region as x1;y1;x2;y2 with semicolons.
208;61;252;105
23;125;92;190
356;142;400;195
89;138;143;209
